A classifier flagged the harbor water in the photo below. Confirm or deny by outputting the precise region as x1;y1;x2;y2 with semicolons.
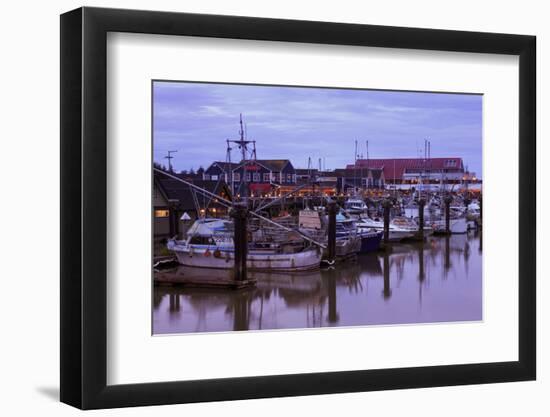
153;232;482;334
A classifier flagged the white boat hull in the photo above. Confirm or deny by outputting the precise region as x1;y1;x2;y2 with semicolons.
169;244;322;271
356;223;415;242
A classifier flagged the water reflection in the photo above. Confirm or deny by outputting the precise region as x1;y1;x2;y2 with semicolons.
153;233;482;334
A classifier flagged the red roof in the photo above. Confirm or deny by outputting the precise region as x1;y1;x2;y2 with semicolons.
346;158;464;180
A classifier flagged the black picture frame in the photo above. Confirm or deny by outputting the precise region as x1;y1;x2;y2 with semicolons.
60;6;536;410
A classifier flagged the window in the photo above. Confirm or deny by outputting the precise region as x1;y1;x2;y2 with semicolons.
203;174;210;180
445;159;457;168
287;173;292;182
233;173;240;182
211;174;218;180
245;173;251;182
155;209;169;218
263;173;271;182
253;172;260;182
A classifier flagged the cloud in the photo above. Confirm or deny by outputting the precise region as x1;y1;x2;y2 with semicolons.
153;81;482;176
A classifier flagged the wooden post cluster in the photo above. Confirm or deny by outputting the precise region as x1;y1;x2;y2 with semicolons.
327;201;337;263
231;203;248;282
444;196;452;235
382;199;392;245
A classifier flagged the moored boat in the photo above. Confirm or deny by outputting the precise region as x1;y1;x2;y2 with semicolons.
344;197;368;214
168;218;323;271
355;217;415;242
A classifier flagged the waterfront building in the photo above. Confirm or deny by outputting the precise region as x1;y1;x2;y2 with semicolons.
153;170;232;244
203;161;240;182
333;168;385;193
205;159;296;197
346;157;478;190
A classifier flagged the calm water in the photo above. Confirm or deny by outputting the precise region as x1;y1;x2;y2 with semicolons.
153;233;482;334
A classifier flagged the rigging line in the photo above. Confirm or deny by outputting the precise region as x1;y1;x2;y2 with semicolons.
203;177;223;211
155;168;326;249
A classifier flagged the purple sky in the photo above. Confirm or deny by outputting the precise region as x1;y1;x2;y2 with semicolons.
153;81;482;176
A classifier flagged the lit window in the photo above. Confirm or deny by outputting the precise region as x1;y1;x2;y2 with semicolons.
211;174;218;180
155;209;169;218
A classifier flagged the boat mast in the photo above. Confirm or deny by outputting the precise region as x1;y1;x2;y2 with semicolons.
365;140;369;190
228;114;256;200
354;139;358;195
226;139;234;203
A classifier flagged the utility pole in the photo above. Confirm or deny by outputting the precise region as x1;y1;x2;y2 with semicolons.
165;150;177;172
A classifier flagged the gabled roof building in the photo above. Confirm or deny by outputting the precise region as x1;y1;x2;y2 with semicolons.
347;157;465;184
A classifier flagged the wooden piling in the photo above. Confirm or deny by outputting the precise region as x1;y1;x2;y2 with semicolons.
382;199;391;246
327;201;337;263
231;203;248;282
444;196;452;234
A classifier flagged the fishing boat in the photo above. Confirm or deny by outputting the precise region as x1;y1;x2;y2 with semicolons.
167;218;322;271
466;201;481;221
343;197;369;214
299;210;363;259
391;216;434;238
355;217;416;242
336;213;382;253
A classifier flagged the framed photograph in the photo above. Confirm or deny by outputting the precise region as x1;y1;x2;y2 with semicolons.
60;6;536;409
